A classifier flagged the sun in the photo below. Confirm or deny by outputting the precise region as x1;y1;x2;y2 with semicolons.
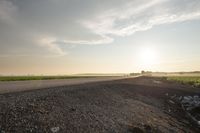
139;47;159;67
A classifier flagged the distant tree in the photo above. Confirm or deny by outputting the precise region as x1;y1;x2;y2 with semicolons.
141;70;152;76
141;70;145;74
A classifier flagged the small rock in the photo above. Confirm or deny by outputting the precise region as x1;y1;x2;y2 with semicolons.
171;94;176;99
51;127;60;133
179;96;182;100
169;100;175;104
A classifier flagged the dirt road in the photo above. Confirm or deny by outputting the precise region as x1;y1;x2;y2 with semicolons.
0;76;127;94
0;76;200;132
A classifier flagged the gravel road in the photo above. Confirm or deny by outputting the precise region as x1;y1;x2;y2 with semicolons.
0;76;126;94
0;76;200;133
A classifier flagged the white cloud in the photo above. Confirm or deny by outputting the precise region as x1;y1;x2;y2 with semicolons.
38;37;66;56
37;35;113;56
80;0;200;42
36;0;200;47
61;35;113;45
149;12;200;25
1;0;200;57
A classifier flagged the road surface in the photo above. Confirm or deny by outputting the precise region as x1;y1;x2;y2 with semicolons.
0;76;127;94
0;76;200;132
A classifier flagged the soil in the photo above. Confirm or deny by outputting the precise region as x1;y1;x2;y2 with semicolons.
0;76;200;133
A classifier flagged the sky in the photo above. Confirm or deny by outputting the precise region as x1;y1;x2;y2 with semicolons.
0;0;200;75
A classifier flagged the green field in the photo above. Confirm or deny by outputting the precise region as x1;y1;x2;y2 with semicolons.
0;76;97;81
0;74;124;81
167;76;200;88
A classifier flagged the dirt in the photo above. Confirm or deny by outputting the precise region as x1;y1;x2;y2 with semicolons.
0;77;126;94
0;76;200;133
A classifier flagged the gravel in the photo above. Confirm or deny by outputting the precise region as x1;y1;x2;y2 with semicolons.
0;76;199;133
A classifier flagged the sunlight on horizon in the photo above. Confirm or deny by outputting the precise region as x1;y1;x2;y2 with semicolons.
137;46;160;70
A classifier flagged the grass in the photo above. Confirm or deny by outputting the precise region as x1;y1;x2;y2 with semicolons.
0;76;100;81
167;76;200;88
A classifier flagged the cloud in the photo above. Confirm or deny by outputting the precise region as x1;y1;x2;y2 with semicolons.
57;35;113;45
38;37;67;56
35;0;200;50
37;34;113;56
0;0;17;22
80;0;200;41
1;0;200;57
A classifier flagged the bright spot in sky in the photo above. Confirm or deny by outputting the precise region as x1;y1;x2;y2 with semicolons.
139;47;159;68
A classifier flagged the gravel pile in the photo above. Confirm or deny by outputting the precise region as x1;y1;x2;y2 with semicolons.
180;95;200;126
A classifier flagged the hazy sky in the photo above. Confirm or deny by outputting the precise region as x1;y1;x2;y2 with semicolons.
0;0;200;75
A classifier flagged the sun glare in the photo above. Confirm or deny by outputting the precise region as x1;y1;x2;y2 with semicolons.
139;47;159;67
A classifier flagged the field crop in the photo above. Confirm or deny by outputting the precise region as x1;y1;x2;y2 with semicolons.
0;76;94;81
167;76;200;87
